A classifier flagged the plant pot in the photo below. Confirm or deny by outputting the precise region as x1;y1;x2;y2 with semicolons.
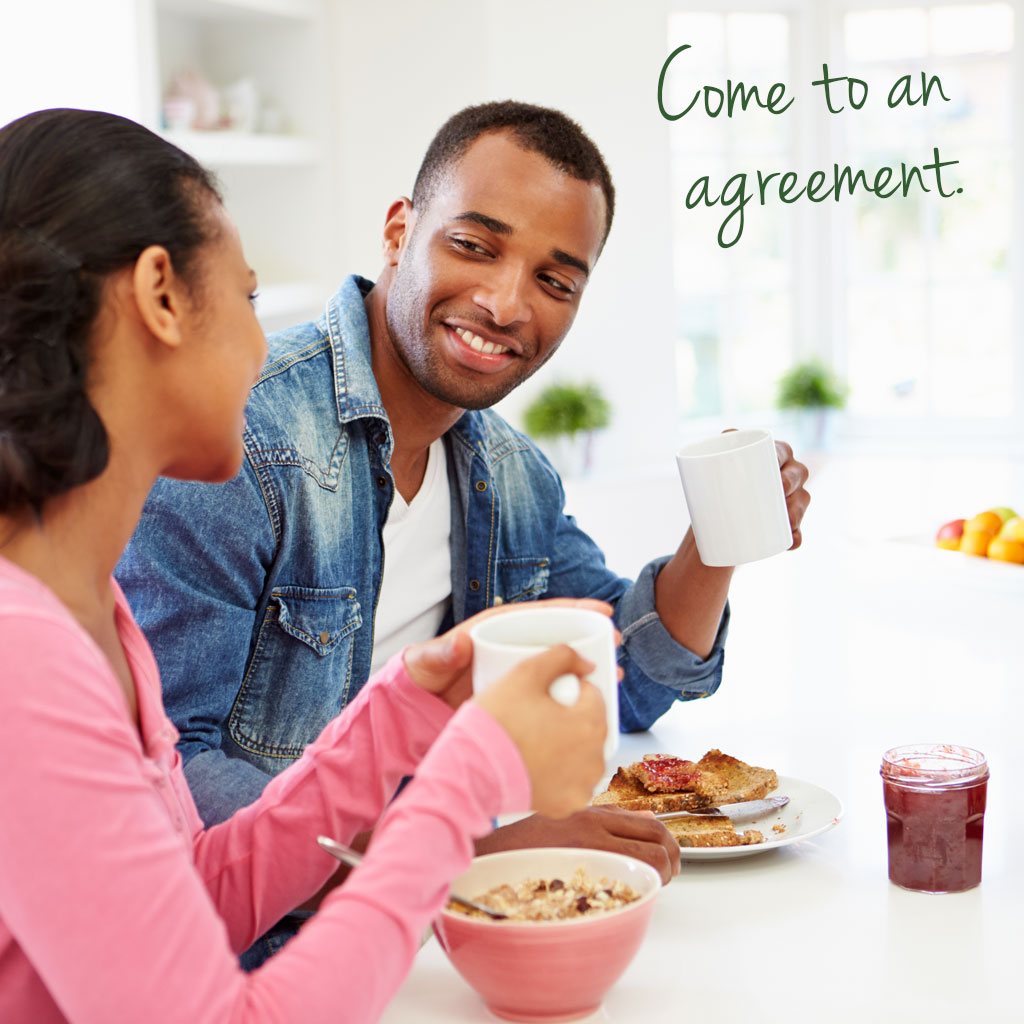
794;408;837;452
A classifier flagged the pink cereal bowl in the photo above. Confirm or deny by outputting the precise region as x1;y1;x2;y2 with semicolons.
432;847;662;1023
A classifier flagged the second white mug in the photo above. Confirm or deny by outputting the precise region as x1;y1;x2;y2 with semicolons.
675;428;792;567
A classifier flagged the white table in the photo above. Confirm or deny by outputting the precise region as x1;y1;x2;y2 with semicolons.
381;455;1022;1024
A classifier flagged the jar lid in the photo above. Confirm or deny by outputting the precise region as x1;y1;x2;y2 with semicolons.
880;744;988;788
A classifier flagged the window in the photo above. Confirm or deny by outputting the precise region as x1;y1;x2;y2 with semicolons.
840;3;1014;420
666;1;1020;441
667;11;796;419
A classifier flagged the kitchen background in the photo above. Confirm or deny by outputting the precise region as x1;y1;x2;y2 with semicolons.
2;1;1019;723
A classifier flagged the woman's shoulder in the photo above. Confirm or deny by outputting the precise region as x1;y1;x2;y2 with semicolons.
0;556;71;625
0;558;105;672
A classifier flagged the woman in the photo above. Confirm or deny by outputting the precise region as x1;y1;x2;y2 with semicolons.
0;108;608;1023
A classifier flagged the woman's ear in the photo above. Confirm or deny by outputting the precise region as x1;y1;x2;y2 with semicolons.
382;197;415;267
131;245;186;348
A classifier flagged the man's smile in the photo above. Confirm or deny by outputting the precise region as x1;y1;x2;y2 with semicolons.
453;325;512;356
438;320;527;377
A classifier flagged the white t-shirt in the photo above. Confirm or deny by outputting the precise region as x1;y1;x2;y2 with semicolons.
368;438;453;674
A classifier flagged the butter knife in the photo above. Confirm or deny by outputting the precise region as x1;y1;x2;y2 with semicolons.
655;795;789;821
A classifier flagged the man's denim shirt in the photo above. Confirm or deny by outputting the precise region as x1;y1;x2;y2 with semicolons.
117;275;728;826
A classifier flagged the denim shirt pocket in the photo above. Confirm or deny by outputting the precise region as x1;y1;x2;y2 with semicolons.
494;557;551;603
228;585;362;769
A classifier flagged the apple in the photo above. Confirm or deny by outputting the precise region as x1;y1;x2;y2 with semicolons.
998;516;1024;543
987;537;1024;564
935;518;966;551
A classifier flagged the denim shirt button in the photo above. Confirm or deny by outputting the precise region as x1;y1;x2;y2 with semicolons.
319;630;330;645
376;476;387;488
469;579;481;591
493;595;503;605
475;480;488;492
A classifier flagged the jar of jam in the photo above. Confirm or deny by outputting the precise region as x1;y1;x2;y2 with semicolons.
880;744;988;893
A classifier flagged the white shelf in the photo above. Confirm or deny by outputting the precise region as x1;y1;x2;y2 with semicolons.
141;0;334;338
163;130;317;167
155;0;316;21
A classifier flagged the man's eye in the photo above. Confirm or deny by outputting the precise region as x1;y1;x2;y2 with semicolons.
452;237;490;256
540;275;574;296
248;291;260;307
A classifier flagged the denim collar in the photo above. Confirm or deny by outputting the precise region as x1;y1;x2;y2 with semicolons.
323;274;489;462
323;275;388;426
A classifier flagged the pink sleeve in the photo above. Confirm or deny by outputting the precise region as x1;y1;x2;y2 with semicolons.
0;616;530;1024
239;701;532;1022
194;651;456;949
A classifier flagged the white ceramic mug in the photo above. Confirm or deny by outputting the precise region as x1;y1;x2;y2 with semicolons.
469;607;618;759
675;428;792;567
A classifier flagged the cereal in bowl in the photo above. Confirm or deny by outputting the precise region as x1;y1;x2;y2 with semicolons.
456;867;640;921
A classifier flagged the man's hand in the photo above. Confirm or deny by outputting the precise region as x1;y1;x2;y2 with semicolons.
403;597;614;711
653;433;812;658
475;806;681;884
774;439;810;550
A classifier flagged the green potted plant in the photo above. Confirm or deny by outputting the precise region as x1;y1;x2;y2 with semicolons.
775;359;847;450
523;381;611;477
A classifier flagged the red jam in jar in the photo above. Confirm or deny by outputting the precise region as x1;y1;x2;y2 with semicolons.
880;744;988;893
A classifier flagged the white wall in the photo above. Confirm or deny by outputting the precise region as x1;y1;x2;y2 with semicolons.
328;0;680;473
0;1;148;128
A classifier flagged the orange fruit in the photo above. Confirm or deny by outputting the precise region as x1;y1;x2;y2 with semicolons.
988;506;1017;524
959;531;991;557
987;537;1024;564
965;511;1003;536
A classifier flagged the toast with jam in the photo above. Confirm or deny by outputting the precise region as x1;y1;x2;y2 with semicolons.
593;749;778;813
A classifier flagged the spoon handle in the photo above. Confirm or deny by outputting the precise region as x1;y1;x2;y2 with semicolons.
316;835;507;920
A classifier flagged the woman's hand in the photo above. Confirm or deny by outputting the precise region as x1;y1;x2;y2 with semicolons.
473;645;607;818
402;597;614;711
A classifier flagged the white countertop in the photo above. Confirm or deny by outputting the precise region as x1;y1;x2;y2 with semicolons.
381;454;1022;1024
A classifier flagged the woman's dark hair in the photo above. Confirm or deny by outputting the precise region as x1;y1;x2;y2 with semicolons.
0;107;222;516
411;100;616;243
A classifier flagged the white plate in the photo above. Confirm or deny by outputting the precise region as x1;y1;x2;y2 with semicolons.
675;776;844;860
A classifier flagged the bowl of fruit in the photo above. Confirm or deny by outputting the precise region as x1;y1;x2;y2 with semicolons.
935;506;1024;565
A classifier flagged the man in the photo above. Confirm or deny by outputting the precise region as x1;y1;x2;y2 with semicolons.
117;100;810;962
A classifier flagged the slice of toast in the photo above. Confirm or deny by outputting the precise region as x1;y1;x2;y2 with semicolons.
592;767;717;812
592;750;779;812
625;755;729;799
663;815;765;848
694;749;778;805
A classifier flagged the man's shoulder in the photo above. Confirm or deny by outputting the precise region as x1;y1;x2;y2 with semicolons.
243;317;338;444
257;318;333;391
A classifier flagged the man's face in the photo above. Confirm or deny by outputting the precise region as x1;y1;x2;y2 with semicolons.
382;131;607;411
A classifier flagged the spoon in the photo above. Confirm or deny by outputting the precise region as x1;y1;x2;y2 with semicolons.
316;835;508;920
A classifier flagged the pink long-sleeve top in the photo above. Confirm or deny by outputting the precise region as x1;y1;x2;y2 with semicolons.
0;556;531;1023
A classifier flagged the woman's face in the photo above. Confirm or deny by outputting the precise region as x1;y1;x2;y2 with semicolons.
161;204;267;483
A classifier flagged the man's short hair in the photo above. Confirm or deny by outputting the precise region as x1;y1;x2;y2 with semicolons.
411;100;615;242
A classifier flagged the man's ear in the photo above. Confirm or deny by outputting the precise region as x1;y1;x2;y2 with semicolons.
132;245;186;348
382;197;415;267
